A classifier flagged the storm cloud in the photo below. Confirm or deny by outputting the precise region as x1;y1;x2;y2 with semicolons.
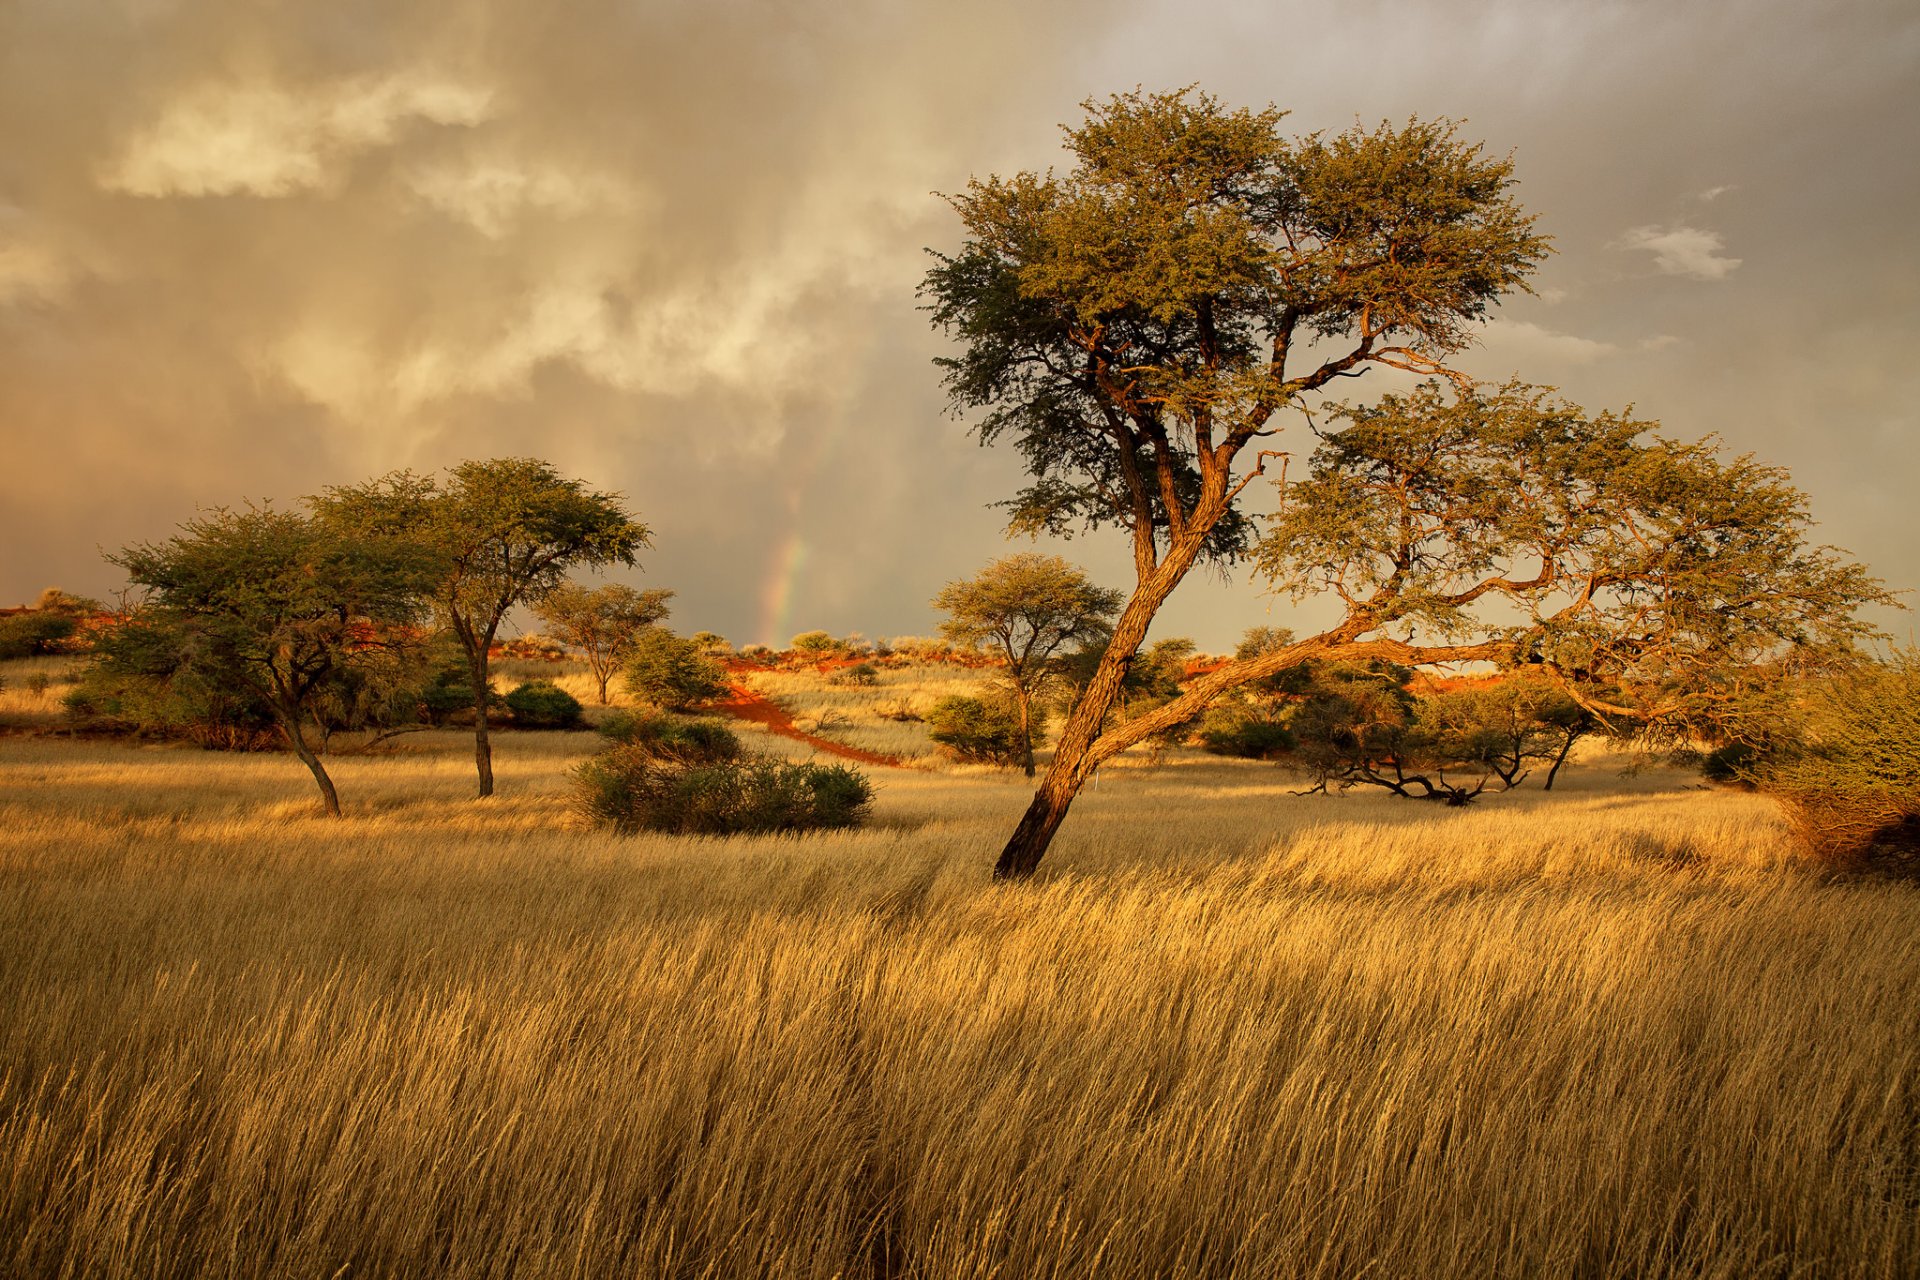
2;0;1915;647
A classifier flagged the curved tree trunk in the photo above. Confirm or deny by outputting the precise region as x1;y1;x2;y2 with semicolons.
995;547;1194;878
280;720;342;817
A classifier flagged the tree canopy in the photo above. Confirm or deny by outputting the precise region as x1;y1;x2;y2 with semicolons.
104;506;433;814
314;458;648;796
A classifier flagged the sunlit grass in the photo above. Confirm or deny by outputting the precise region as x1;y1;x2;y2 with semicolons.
1;705;1916;1277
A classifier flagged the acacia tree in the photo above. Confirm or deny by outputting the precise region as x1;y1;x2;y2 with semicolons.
934;553;1123;775
315;459;648;797
1421;674;1595;790
104;507;431;815
533;581;675;703
925;88;1551;875
1026;382;1883;868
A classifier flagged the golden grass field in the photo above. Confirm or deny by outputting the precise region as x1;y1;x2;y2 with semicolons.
2;656;1917;1278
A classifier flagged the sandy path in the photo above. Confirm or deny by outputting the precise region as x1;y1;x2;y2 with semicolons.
711;682;911;769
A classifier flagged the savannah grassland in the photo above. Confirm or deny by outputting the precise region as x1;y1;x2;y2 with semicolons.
2;658;1917;1279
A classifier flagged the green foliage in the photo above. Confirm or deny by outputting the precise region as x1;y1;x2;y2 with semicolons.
1751;650;1920;864
1255;382;1890;727
1418;675;1595;790
0;612;78;660
623;628;729;711
924;88;1547;567
313;458;649;795
790;631;840;655
933;553;1122;775
1198;705;1295;759
575;749;873;836
504;680;584;730
927;693;1032;765
96;507;433;808
835;662;881;687
596;711;741;764
63;652;281;751
533;580;673;703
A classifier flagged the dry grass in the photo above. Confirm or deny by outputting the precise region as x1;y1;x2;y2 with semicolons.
2;718;1917;1277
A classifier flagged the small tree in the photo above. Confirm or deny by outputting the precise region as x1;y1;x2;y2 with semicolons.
624;628;729;711
533;581;674;703
101;507;431;814
934;553;1122;776
314;458;648;797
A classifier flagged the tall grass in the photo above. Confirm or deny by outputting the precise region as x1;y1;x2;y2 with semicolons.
1;729;1916;1278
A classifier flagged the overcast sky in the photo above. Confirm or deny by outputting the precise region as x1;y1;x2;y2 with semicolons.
2;0;1914;649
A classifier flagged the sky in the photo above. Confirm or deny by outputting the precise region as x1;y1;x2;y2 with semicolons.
1;0;1915;651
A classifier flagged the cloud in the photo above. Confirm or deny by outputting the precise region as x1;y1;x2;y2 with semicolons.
101;72;493;198
1615;223;1742;281
1478;318;1618;366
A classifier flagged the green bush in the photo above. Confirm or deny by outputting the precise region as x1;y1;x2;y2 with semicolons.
926;694;1025;764
504;680;584;729
1198;709;1295;759
596;711;741;764
835;661;881;686
789;630;839;655
623;628;729;711
0;612;77;660
574;749;872;835
62;663;280;750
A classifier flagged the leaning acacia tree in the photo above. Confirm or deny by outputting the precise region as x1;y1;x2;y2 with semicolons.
924;89;1883;877
316;459;648;797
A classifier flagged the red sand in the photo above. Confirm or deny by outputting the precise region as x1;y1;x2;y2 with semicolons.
710;681;911;769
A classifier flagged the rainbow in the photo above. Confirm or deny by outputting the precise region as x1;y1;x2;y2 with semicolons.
756;525;809;647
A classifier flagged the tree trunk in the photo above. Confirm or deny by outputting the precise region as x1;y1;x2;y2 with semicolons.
280;720;341;817
1543;731;1578;791
995;549;1193;878
1016;686;1036;778
469;646;495;798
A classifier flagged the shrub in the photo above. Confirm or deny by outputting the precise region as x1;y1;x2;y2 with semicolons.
623;628;729;711
25;673;51;696
1754;650;1920;865
1199;708;1295;759
0;612;77;660
789;630;840;656
575;749;873;835
835;662;881;687
596;711;741;764
419;663;496;726
927;694;1026;765
504;680;584;729
62;663;280;750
